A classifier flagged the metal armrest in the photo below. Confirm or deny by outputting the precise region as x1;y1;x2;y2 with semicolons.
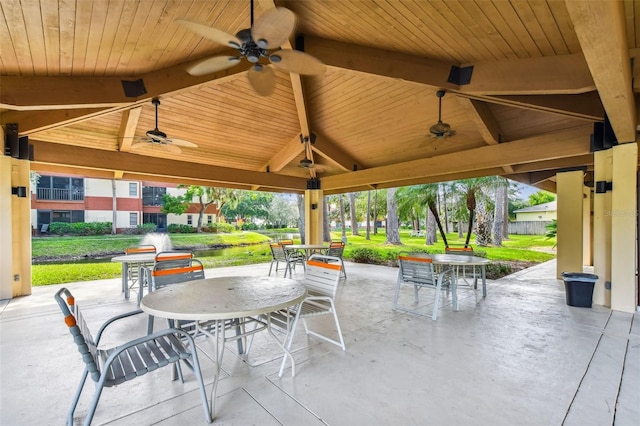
94;309;145;344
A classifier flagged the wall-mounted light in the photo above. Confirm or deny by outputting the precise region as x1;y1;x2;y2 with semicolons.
595;181;612;193
311;203;318;210
11;186;27;197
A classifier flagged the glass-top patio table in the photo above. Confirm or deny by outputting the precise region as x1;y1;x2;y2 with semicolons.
111;252;157;299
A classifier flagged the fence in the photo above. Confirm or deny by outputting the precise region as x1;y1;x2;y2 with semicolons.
508;221;551;235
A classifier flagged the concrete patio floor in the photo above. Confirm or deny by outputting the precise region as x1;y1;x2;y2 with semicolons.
1;259;638;426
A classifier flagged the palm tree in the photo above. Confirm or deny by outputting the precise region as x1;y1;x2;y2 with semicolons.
366;190;371;240
397;184;449;247
492;177;510;246
451;177;493;247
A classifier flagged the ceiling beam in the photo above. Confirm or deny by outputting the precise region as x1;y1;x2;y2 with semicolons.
566;0;636;142
461;54;595;95
510;155;594;174
262;134;304;172
31;140;308;191
0;56;251;111
312;134;360;171
118;107;142;153
0;108;109;134
457;97;513;173
321;126;592;191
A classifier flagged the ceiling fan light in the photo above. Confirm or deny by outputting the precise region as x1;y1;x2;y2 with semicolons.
256;38;268;49
146;129;167;139
270;54;281;63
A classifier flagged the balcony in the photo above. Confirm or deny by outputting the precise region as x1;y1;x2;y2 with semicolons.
37;187;84;201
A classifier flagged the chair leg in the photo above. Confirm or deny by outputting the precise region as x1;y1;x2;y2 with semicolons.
68;369;89;426
431;281;442;321
392;275;403;309
340;259;346;278
268;260;274;276
279;312;301;377
83;378;108;426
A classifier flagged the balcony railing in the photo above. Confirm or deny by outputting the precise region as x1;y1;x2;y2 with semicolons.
37;188;84;201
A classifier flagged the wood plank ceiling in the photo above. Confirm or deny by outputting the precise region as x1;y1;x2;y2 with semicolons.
1;0;638;194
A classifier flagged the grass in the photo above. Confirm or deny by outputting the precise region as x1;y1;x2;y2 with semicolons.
31;229;556;286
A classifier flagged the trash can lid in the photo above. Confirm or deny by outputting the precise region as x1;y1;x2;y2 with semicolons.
561;272;598;281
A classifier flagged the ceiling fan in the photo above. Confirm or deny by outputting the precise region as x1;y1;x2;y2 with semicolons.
130;98;198;154
177;0;325;96
429;90;456;138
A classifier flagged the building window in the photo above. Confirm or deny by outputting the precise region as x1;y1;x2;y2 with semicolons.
142;186;166;206
36;176;84;201
207;215;213;224
187;215;192;225
129;182;137;197
130;212;138;226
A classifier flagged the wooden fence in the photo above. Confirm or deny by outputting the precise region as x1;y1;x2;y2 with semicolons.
508;221;551;235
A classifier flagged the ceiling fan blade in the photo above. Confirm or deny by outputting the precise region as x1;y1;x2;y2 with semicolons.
130;142;148;151
163;143;182;154
169;138;198;148
176;19;241;48
251;7;296;49
186;56;241;76
269;50;325;75
248;65;275;96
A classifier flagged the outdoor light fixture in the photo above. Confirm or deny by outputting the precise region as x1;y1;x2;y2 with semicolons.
11;186;27;197
595;181;612;193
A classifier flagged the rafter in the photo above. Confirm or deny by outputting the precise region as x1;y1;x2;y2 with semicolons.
117;107;142;153
566;0;636;142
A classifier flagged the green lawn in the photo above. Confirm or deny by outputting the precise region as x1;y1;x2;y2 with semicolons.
31;230;555;286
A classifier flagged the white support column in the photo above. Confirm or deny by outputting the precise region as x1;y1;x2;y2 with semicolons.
556;170;585;279
304;189;324;245
610;143;638;313
592;150;612;306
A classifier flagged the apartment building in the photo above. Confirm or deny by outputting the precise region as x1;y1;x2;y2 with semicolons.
31;174;218;232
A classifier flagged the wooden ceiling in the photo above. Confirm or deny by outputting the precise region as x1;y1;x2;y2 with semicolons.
1;0;638;194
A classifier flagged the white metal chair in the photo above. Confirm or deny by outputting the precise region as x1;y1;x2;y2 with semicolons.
125;244;156;301
55;287;212;426
268;243;305;277
325;241;347;278
393;252;456;320
278;254;346;377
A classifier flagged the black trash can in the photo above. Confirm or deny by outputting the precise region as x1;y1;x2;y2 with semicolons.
561;272;598;308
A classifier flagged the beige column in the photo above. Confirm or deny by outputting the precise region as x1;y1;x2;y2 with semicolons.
304;189;324;245
592;150;612;306
0;149;32;298
582;186;592;266
556;170;584;279
610;142;638;313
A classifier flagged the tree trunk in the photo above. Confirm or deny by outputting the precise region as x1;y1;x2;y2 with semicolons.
297;194;305;243
465;190;477;247
323;196;331;242
428;201;448;247
373;188;378;235
426;207;436;245
385;188;401;244
339;194;346;242
502;185;510;240
111;179;117;234
366;190;371;240
442;184;449;233
475;197;492;246
493;184;505;247
349;192;359;235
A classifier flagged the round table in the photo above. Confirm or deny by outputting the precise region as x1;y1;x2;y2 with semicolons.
140;276;307;419
431;254;490;297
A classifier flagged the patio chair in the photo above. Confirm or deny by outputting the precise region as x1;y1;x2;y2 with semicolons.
278;254;346;377
54;287;212;426
125;245;156;299
268;243;305;277
393;252;455;320
143;258;205;334
154;251;193;263
445;246;478;288
325;241;347;278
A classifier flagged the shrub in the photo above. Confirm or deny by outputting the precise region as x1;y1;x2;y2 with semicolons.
48;222;112;236
201;222;235;233
168;224;196;233
121;223;157;235
241;222;259;231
